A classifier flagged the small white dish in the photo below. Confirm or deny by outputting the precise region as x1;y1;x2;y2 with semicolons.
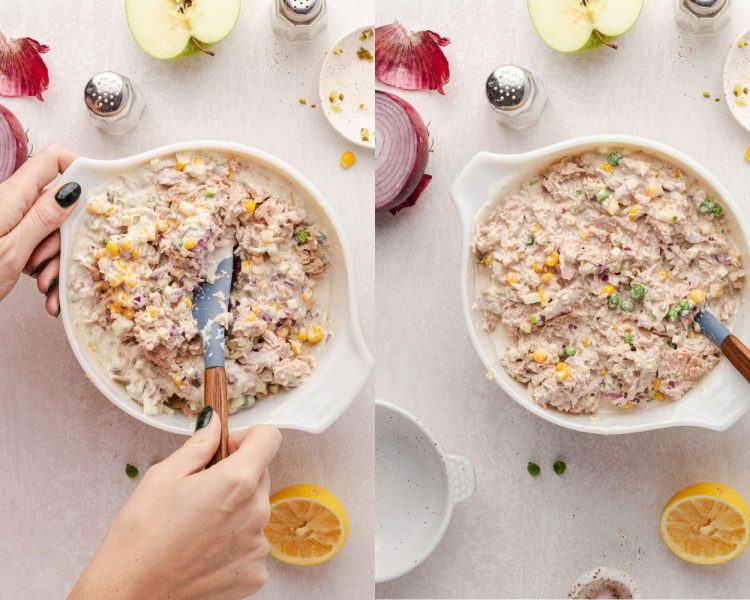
569;566;641;599
452;135;750;434
375;400;475;583
723;28;750;132
60;140;372;436
319;24;375;150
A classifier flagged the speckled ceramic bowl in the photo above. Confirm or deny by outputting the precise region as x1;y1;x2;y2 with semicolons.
452;135;750;434
375;400;475;583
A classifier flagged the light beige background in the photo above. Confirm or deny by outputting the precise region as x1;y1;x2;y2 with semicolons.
376;0;750;598
0;1;374;599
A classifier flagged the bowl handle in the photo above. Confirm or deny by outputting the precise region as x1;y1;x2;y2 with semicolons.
446;453;476;504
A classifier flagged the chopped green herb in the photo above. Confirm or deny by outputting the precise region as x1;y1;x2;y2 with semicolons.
630;283;646;300
607;293;620;309
528;175;540;185
561;346;577;358
527;462;541;477
624;334;635;348
125;464;139;478
607;151;622;167
712;202;724;218
620;298;635;312
553;460;566;476
174;237;183;248
595;188;609;203
357;47;374;61
525;233;535;246
666;338;677;349
574;189;583;197
205;188;218;198
294;230;310;244
699;199;714;214
529;314;540;325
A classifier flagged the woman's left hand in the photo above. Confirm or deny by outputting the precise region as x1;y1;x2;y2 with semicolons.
0;144;79;316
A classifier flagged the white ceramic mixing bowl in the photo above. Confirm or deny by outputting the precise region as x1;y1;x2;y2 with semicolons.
452;135;750;434
60;141;372;435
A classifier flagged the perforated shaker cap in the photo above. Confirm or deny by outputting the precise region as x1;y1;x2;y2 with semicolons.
685;0;727;16
281;0;323;22
85;72;129;117
486;65;532;111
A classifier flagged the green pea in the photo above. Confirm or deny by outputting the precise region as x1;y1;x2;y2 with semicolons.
607;151;622;167
607;294;620;309
677;299;691;314
562;346;577;358
294;230;310;244
595;188;609;203
526;233;535;246
711;202;724;218
630;283;646;300
665;309;679;322
699;199;714;214
620;298;635;312
574;189;583;197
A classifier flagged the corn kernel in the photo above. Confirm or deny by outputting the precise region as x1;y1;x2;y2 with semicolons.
183;238;196;251
340;150;357;169
181;297;192;309
687;331;695;339
624;401;634;408
582;337;591;348
306;325;323;343
655;391;666;401
532;261;544;273
106;241;119;257
110;303;123;315
689;288;705;303
650;378;660;391
599;369;607;376
745;146;750;163
599;284;616;296
244;200;257;215
148;307;157;318
241;259;250;272
628;204;641;221
659;269;668;282
598;163;613;173
156;220;169;232
483;255;492;267
174;374;183;387
579;228;590;241
124;276;137;288
251;303;261;315
122;309;135;320
538;289;547;307
175;162;185;172
531;222;542;233
291;340;303;355
119;238;133;253
302;288;314;306
555;362;567;371
556;369;570;381
108;275;122;287
132;249;140;259
532;350;547;363
297;328;308;342
94;248;107;260
506;272;520;285
544;251;559;268
541;272;554;284
86;203;101;215
244;313;257;322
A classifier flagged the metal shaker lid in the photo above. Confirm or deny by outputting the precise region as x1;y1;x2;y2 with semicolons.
281;0;323;23
684;0;727;16
486;65;532;111
85;71;129;117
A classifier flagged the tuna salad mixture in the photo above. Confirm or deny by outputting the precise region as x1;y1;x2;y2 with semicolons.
472;149;745;413
67;151;330;416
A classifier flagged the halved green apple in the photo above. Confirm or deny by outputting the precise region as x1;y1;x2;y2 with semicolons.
126;0;242;61
528;0;644;54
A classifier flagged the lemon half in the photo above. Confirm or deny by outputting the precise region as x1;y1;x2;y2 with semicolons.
264;484;349;566
660;482;750;564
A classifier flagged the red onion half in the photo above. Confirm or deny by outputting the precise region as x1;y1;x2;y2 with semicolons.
0;104;28;183
375;90;431;213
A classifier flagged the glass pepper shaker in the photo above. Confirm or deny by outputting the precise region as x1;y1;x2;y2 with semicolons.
675;0;731;36
84;71;146;135
485;65;548;129
272;0;327;42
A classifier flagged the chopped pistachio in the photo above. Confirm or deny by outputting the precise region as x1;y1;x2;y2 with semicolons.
740;39;748;48
359;103;365;110
360;127;370;142
359;28;374;41
702;91;711;98
357;47;374;61
332;45;345;55
298;97;307;105
329;90;338;103
331;105;342;113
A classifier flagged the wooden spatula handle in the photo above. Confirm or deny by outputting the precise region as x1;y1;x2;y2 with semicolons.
721;335;750;384
205;366;229;466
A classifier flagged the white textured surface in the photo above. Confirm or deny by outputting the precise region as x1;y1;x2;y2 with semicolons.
0;2;373;599
376;1;750;598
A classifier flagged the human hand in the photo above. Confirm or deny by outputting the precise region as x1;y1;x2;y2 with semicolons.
0;144;79;315
69;409;282;600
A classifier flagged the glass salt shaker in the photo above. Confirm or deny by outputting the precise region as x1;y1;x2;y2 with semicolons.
675;0;731;36
485;65;548;129
84;71;146;135
272;0;327;42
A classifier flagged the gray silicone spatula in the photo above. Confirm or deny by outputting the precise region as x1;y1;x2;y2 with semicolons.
694;309;750;384
192;248;235;466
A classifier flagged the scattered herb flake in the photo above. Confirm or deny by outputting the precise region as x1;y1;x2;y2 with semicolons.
359;28;374;41
357;47;374;61
702;91;711;98
361;127;370;142
333;45;344;55
298;97;307;105
331;105;342;113
527;461;541;477
125;464;139;478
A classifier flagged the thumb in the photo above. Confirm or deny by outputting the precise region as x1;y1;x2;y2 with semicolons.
165;406;221;477
7;181;81;268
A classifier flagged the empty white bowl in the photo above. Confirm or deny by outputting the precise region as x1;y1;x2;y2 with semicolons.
452;135;750;434
60;140;372;435
375;400;475;583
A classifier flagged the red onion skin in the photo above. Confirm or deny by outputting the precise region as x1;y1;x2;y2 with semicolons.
376;90;430;212
389;174;432;215
0;104;28;183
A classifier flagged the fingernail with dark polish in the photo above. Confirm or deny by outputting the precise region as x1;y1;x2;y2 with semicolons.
45;278;58;297
55;304;60;318
195;406;213;431
55;182;81;208
30;257;51;276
